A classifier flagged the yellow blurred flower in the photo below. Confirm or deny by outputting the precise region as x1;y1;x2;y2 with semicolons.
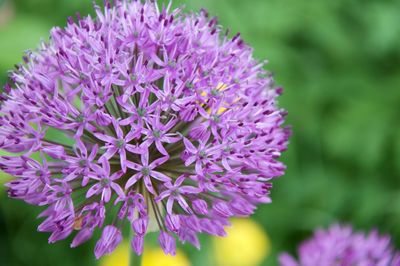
99;241;191;266
142;248;191;266
100;242;129;266
213;219;271;266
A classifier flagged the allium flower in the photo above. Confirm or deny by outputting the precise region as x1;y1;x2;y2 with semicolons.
0;0;290;259
279;224;400;266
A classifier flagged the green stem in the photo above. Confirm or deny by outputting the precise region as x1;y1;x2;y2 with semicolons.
129;250;142;266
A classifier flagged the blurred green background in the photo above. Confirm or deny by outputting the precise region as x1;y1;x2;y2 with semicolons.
1;0;400;265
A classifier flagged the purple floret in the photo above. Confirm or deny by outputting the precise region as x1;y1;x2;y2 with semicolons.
0;0;290;258
279;224;400;266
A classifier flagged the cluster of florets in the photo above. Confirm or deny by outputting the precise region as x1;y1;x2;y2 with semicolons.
0;0;289;258
279;224;400;266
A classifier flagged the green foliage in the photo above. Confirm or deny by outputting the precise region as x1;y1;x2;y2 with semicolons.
1;0;399;265
0;16;49;73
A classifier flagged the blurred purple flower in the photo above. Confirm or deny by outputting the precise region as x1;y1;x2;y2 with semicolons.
0;0;290;259
279;224;400;266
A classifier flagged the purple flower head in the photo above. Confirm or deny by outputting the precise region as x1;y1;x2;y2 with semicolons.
279;224;400;266
0;0;290;259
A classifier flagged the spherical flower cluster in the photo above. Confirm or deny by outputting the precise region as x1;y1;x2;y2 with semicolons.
279;224;400;266
0;0;290;258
